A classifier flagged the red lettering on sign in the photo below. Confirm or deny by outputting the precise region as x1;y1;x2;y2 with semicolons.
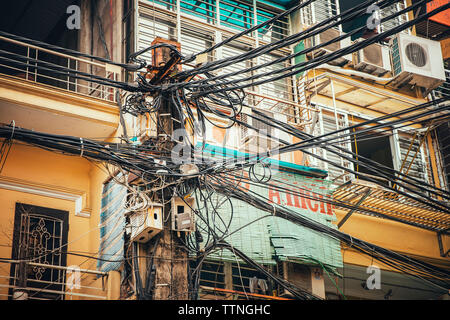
285;190;294;206
298;189;309;210
292;193;301;208
268;188;281;205
307;197;319;212
327;202;333;216
318;194;327;214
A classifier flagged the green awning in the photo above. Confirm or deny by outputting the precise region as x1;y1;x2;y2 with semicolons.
196;149;343;270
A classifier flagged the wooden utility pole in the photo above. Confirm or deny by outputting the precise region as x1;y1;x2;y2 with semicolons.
151;38;188;300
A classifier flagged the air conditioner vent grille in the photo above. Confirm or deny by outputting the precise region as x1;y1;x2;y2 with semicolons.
362;45;382;67
391;37;402;76
405;43;427;67
319;29;340;52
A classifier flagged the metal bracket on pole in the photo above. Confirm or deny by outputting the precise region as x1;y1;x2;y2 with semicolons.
337;187;372;229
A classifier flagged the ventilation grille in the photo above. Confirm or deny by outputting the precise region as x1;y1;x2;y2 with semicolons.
240;113;249;141
252;111;273;136
405;43;427;67
130;211;146;239
391;37;402;76
362;44;383;67
319;28;341;52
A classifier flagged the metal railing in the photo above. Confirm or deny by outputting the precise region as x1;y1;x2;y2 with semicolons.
433;69;450;99
300;0;340;30
0;260;108;300
0;35;120;103
143;0;289;42
181;64;310;126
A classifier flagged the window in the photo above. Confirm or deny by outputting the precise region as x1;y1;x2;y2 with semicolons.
309;108;353;184
349;121;430;191
137;0;296;156
310;107;432;189
395;132;428;183
301;0;339;28
180;23;214;61
137;11;176;63
351;128;395;187
259;52;294;101
380;0;409;34
9;203;69;300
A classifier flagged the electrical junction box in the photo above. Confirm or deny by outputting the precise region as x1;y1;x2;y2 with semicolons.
129;203;163;243
171;196;195;232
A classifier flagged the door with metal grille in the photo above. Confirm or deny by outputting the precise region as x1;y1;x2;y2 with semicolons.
9;203;69;300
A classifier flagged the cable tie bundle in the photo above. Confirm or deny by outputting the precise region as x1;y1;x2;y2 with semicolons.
9;120;15;140
80;137;84;157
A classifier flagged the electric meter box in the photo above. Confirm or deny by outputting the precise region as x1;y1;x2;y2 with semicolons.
130;203;163;243
171;196;195;232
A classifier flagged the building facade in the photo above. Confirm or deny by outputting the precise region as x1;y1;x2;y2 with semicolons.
0;0;448;300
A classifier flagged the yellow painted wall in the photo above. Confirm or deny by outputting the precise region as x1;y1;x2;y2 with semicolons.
301;67;449;272
334;208;450;271
0;143;110;300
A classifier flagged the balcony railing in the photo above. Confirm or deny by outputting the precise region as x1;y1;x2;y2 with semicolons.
141;0;289;43
0;34;120;103
433;69;450;99
0;260;108;300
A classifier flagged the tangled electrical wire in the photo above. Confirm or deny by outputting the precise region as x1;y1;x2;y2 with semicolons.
1;0;450;300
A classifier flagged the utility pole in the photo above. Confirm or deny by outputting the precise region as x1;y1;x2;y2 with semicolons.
150;37;188;300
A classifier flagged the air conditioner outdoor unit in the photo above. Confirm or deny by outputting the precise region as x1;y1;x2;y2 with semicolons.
129;203;163;243
353;42;392;76
305;28;352;66
390;33;445;90
171;196;196;232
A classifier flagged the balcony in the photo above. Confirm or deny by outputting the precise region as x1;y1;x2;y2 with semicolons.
433;69;450;100
0;260;110;300
0;34;121;140
333;178;450;232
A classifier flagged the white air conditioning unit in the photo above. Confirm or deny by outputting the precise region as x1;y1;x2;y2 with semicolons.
171;196;195;232
390;33;446;90
305;28;352;66
353;42;392;76
129;203;163;243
